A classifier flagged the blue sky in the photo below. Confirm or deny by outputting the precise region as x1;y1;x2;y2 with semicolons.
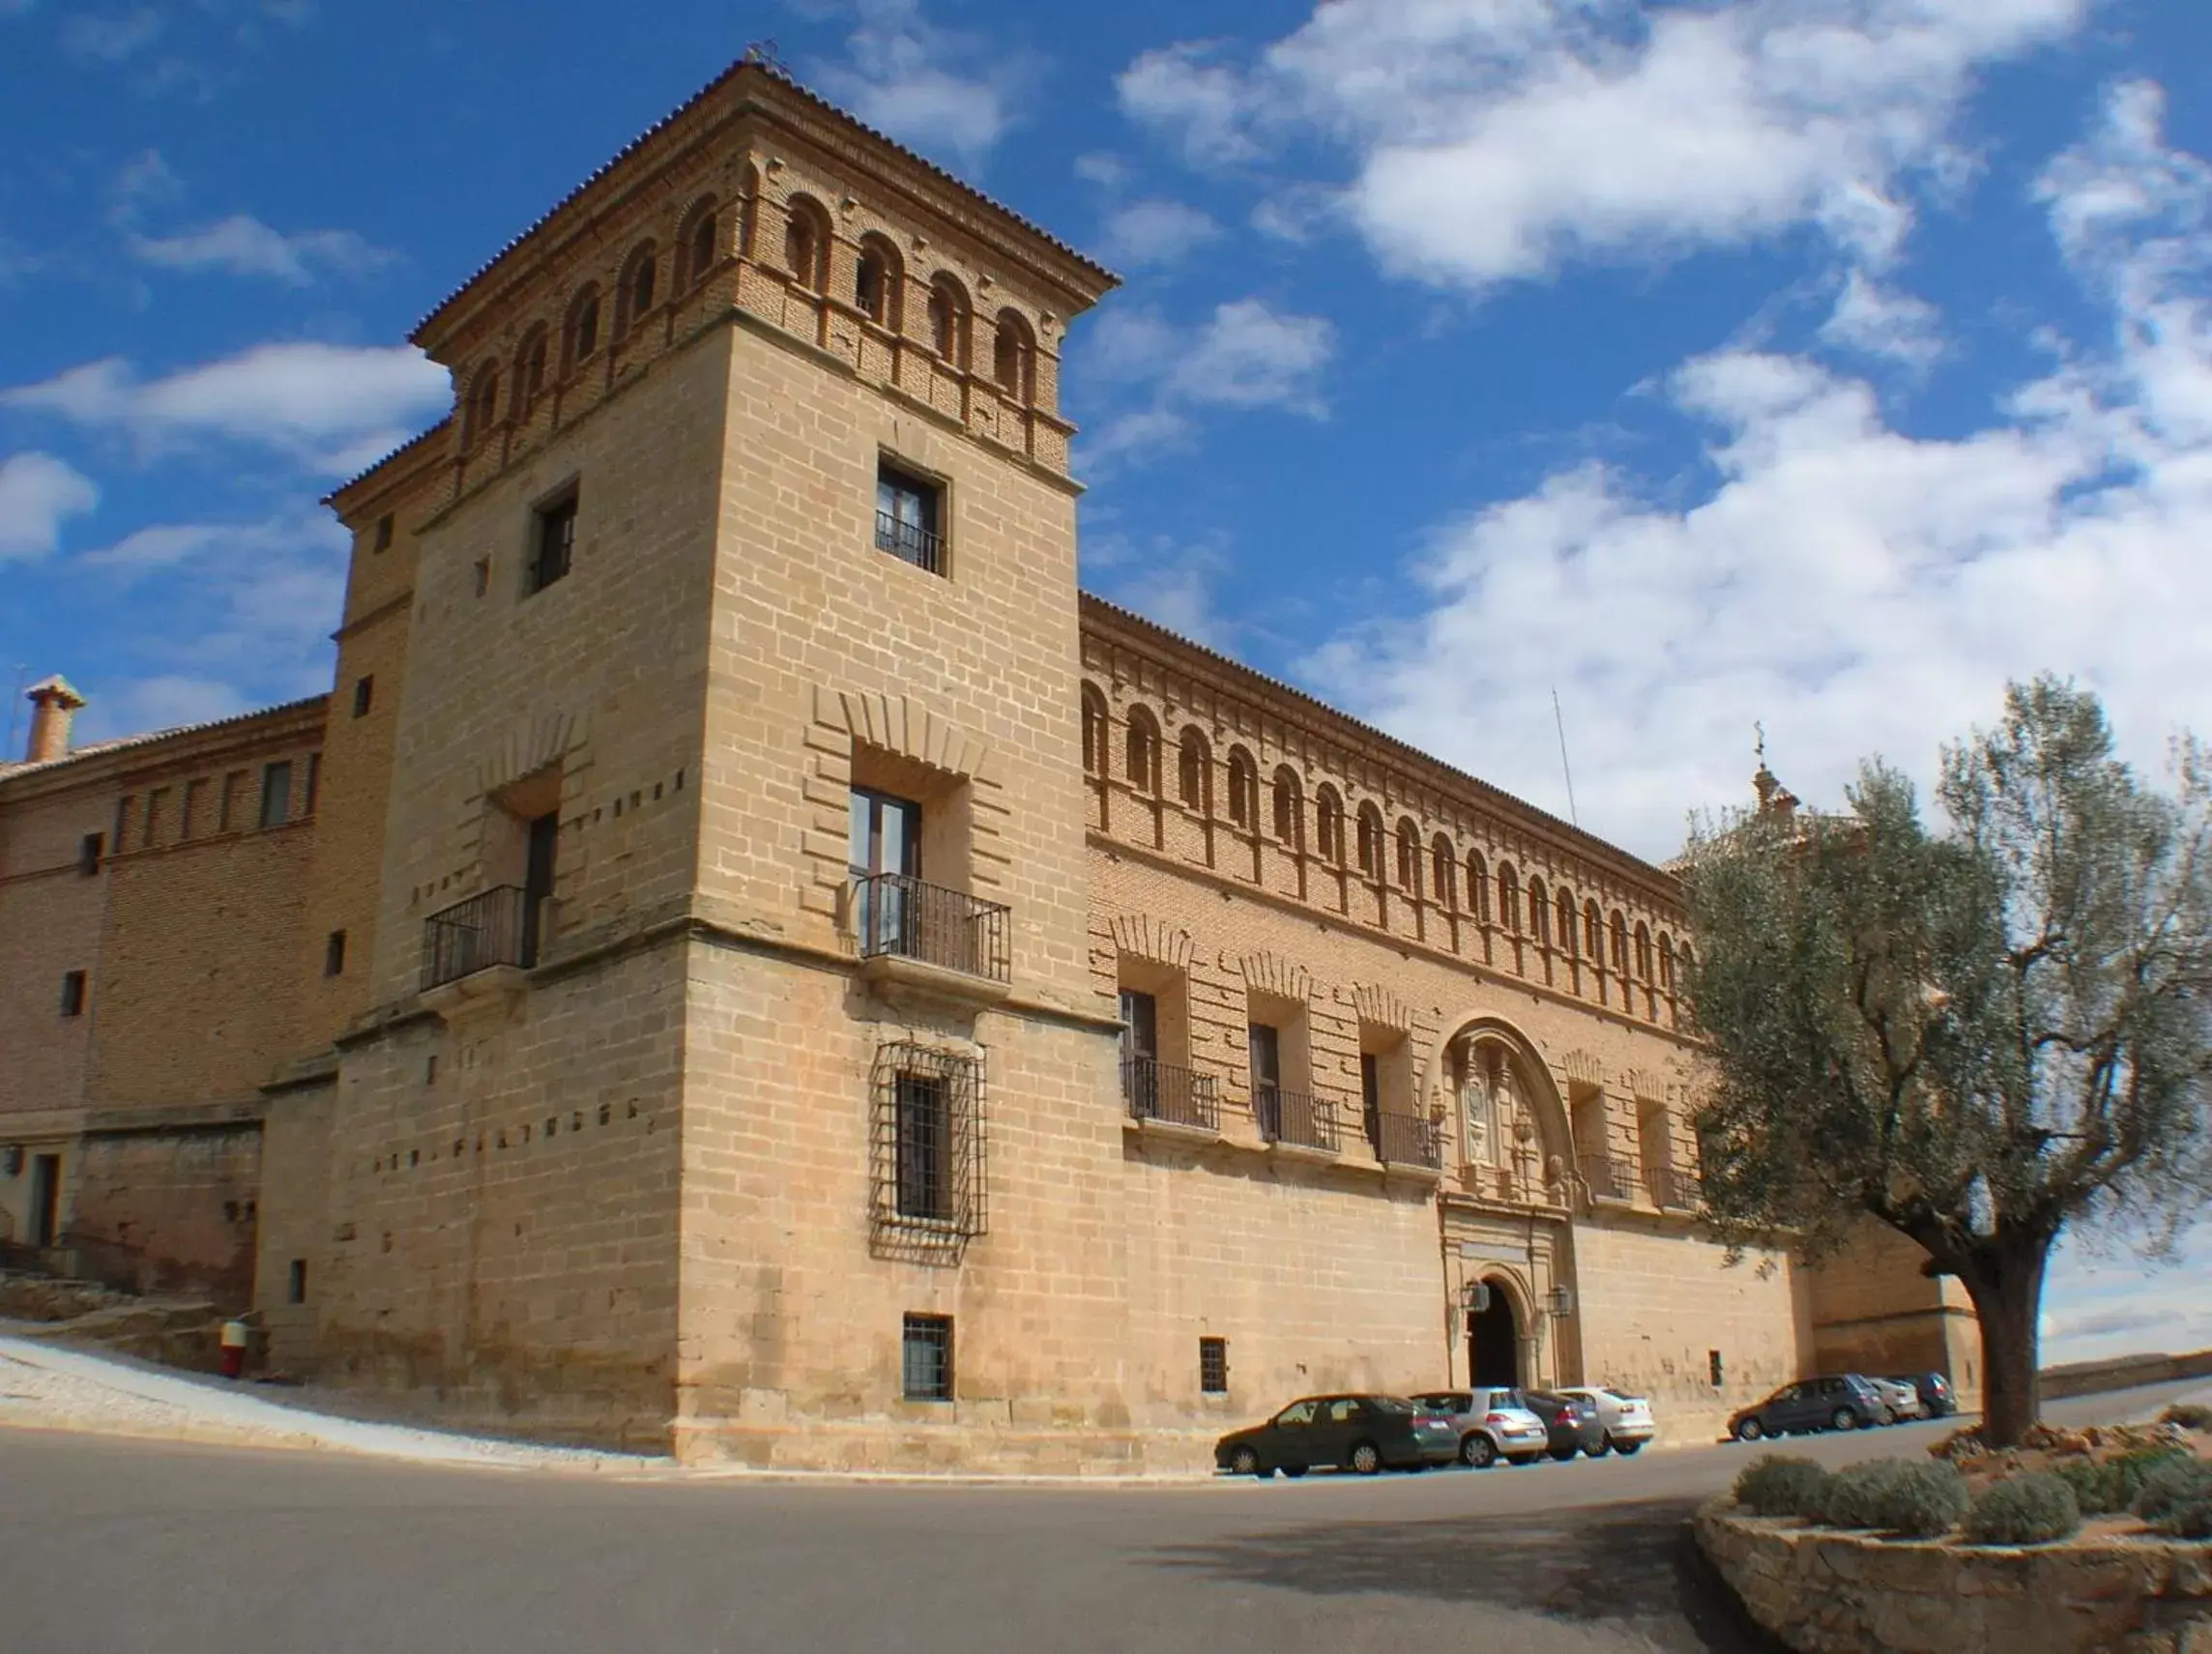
4;0;2210;1364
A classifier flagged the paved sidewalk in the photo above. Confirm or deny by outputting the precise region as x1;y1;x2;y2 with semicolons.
0;1334;660;1473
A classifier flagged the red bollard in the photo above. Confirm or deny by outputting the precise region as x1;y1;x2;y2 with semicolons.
218;1319;249;1379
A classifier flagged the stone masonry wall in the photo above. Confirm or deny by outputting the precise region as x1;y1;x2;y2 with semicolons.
68;1124;261;1308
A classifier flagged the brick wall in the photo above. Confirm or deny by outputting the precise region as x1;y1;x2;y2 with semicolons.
67;1124;261;1308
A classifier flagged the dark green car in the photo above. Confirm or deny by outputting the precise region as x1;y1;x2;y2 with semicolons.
1214;1394;1461;1477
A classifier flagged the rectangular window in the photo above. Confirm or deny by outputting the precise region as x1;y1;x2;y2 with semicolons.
60;971;87;1018
902;1314;953;1401
874;460;944;574
1247;1023;1281;1096
1120;989;1158;1064
528;491;577;594
304;752;321;816
849;786;922;957
114;795;134;853
77;832;102;876
1361;1052;1382;1153
145;787;168;847
894;1072;950;1222
182;778;208;840
287;1259;308;1304
324;930;347;977
871;1043;986;1244
352;677;373;717
219;771;244;832
259;762;292;829
1200;1336;1229;1396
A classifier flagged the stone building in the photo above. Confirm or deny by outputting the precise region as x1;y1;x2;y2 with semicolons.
0;60;1971;1467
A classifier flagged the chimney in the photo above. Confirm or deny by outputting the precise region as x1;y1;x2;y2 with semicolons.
23;676;86;765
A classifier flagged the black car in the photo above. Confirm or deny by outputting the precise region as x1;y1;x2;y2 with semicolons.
1728;1375;1892;1441
1889;1372;1957;1418
1522;1388;1608;1460
1214;1394;1461;1477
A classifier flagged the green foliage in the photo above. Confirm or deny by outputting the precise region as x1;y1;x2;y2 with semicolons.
2054;1448;2192;1515
1965;1472;2083;1546
2134;1456;2212;1537
2160;1404;2212;1431
1813;1459;1968;1537
1733;1455;1833;1517
1681;678;2212;1446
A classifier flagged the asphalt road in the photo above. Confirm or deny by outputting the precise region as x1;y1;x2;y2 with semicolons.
0;1381;2198;1654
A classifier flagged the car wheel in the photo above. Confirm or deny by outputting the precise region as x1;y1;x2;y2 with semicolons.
1735;1417;1765;1442
1831;1407;1857;1432
1349;1441;1382;1476
1230;1446;1262;1477
1549;1445;1578;1462
1614;1438;1643;1456
1587;1436;1613;1459
1461;1433;1497;1468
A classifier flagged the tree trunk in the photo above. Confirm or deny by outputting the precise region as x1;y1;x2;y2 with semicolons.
1960;1238;2049;1448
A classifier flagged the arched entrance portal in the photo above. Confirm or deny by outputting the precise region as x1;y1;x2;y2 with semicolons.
1468;1280;1521;1387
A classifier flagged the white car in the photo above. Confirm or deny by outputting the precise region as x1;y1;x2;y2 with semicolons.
1870;1377;1925;1422
1555;1385;1657;1455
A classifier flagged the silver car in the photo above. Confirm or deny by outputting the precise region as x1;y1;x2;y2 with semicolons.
1870;1377;1925;1422
1412;1387;1551;1467
1555;1384;1658;1455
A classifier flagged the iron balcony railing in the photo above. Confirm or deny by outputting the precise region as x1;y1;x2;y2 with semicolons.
1650;1166;1703;1210
421;885;536;992
1373;1112;1443;1170
875;511;944;574
854;873;1011;985
1257;1088;1339;1152
1122;1057;1219;1132
1580;1152;1634;1204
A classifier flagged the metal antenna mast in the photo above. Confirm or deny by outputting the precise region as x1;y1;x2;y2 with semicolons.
1552;686;1580;829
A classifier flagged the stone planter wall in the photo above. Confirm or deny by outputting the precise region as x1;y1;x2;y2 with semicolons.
1694;1500;2212;1654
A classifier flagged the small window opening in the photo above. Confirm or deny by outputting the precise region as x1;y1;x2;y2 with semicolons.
373;514;394;553
259;761;292;829
352;676;373;718
78;832;103;876
324;930;347;977
529;491;578;595
287;1259;308;1305
1200;1337;1229;1396
902;1313;954;1401
875;460;944;574
60;970;88;1018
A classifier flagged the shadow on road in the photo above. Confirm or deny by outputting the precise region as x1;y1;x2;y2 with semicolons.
1144;1496;1785;1654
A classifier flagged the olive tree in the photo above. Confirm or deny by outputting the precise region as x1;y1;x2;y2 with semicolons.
1681;678;2212;1446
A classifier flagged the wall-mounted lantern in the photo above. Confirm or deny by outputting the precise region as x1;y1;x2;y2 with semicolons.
1460;1281;1492;1314
1547;1284;1575;1320
1;1145;21;1177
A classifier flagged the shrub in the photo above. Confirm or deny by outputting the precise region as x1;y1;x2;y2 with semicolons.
1965;1472;2083;1546
2161;1403;2212;1432
1733;1455;1833;1518
1813;1459;1968;1537
2056;1447;2193;1515
2135;1456;2212;1537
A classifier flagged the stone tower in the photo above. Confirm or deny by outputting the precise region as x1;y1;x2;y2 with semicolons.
273;64;1122;1459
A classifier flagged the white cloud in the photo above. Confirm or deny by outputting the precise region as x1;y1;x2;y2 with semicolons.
3;341;449;473
1309;78;2212;867
807;0;1037;168
1819;270;1946;366
1080;298;1337;461
0;451;98;560
60;5;160;61
1120;0;2090;292
101;675;255;734
125;215;393;283
1097;199;1221;270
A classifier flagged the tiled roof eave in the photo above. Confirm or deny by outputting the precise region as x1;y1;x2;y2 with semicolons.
1077;591;1682;904
410;60;1117;351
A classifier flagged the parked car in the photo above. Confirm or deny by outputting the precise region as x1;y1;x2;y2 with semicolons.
1214;1395;1462;1477
1554;1384;1657;1456
1870;1377;1925;1422
1889;1372;1956;1418
1411;1387;1551;1468
1522;1389;1607;1460
1727;1375;1893;1440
